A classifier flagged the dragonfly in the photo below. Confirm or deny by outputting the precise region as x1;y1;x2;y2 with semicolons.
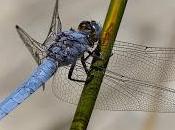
1;0;175;120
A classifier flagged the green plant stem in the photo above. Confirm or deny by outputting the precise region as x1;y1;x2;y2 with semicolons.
70;0;128;130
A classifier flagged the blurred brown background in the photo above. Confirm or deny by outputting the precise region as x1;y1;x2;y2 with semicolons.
0;0;175;130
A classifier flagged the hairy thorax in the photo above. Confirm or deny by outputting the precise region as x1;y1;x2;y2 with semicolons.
47;30;89;66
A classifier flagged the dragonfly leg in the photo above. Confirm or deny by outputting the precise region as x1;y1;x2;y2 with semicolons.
84;49;102;61
81;55;89;74
81;49;101;73
81;49;104;74
68;49;103;83
68;61;86;82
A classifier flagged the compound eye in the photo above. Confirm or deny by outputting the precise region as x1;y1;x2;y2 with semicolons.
81;24;88;30
91;20;96;24
78;21;93;33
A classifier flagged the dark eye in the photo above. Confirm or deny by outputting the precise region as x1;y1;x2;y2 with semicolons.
80;24;90;30
81;24;86;27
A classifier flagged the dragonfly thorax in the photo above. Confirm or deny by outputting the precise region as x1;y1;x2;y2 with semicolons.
47;30;90;66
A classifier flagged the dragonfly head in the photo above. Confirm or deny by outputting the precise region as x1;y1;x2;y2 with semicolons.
78;20;102;47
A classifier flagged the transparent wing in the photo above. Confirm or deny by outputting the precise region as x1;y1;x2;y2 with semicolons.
109;41;175;83
43;0;62;47
52;60;89;104
16;25;46;64
96;71;175;112
52;41;175;112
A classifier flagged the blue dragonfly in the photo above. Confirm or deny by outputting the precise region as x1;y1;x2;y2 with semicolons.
1;0;175;120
